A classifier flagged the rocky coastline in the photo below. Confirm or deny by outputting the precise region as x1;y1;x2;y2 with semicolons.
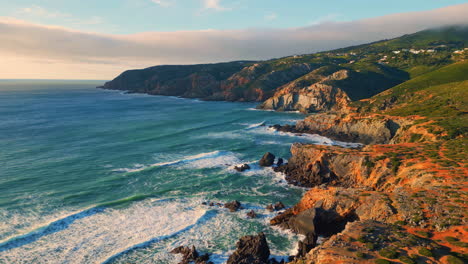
170;108;466;264
100;27;468;264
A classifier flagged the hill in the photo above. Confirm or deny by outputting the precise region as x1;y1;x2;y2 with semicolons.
101;26;468;110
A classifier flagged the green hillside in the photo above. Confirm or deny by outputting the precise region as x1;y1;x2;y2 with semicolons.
103;26;468;105
356;61;468;139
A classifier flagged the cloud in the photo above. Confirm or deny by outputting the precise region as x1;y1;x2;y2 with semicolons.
151;0;173;7
264;12;278;21
0;4;468;79
15;5;105;29
17;5;70;18
202;0;230;11
309;13;342;25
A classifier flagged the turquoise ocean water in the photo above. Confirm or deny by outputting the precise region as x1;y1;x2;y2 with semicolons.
0;80;351;263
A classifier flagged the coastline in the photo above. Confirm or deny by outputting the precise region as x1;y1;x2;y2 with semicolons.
98;83;467;264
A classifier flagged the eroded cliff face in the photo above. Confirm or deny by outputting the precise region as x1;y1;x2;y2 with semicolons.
275;144;394;189
271;139;467;263
272;112;439;145
259;69;351;113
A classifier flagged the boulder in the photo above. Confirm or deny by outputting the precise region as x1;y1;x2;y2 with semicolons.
234;164;251;172
171;246;213;264
259;152;276;167
274;202;285;211
276;158;284;166
227;232;271;264
224;200;241;212
247;210;257;219
171;246;198;264
266;204;275;212
296;233;317;258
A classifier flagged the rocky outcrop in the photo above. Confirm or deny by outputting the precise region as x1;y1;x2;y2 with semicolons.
171;246;212;264
259;152;276;167
259;69;352;113
234;164;251;172
224;200;241;212
272;113;415;145
247;210;257;218
227;233;271;264
274;144;396;189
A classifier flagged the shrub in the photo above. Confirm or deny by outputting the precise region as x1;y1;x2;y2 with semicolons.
356;252;366;258
379;248;399;259
394;220;406;226
445;236;459;243
399;255;416;264
416;231;431;238
357;235;367;243
375;259;391;264
366;242;376;250
446;255;464;264
418;247;433;257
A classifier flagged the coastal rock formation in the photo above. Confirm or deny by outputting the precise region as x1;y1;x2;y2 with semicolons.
259;69;352;113
274;143;395;189
224;200;241;212
227;232;271;264
234;164;251;172
272;113;407;145
171;245;212;264
247;210;257;219
259;152;276;167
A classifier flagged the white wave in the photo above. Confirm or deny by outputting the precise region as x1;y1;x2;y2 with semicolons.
113;151;240;173
246;107;275;112
245;121;265;130
248;126;362;148
0;199;207;264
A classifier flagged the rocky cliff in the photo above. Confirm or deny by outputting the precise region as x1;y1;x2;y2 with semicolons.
271;141;467;263
258;69;351;113
101;61;320;102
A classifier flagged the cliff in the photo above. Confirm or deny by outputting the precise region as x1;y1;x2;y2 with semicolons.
101;27;468;108
258;69;351;113
268;61;467;264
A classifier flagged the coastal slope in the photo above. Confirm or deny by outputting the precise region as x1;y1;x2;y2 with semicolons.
270;60;467;264
102;26;468;112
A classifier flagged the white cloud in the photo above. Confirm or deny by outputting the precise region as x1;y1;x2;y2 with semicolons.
202;0;230;11
309;13;342;25
14;5;106;31
151;0;173;7
264;12;278;21
18;5;70;19
0;4;468;79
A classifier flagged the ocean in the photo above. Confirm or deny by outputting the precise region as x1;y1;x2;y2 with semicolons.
0;80;348;263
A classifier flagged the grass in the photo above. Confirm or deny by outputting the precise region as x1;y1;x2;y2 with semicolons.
354;61;468;141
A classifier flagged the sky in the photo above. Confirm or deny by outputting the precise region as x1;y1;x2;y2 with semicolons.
1;0;468;79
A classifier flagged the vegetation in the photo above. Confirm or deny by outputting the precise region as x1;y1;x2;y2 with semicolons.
446;255;465;264
379;248;399;259
398;255;416;264
418;247;433;257
375;259;391;264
